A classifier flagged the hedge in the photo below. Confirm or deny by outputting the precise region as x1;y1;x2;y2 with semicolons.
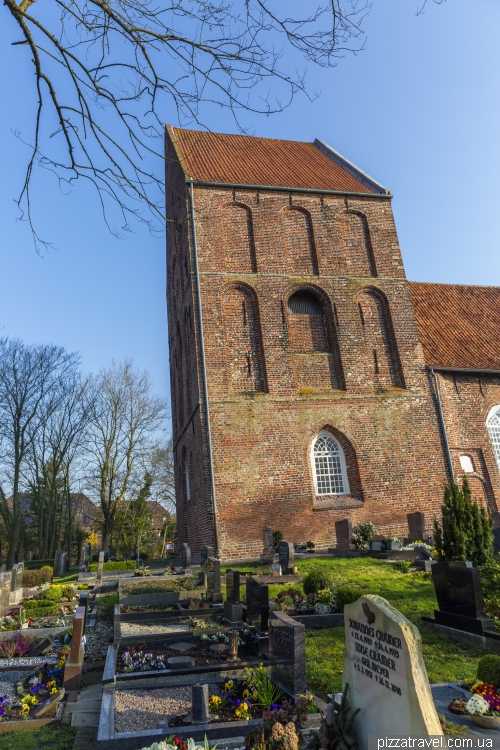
25;560;55;570
88;560;137;572
22;569;52;587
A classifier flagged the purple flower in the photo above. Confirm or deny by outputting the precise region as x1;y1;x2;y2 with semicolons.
234;699;241;707
0;708;5;717
270;704;280;711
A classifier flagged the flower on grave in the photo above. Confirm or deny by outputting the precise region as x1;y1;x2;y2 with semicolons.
235;701;251;720
224;680;234;691
209;695;222;710
243;689;250;699
20;704;30;716
466;694;490;716
316;588;333;605
50;688;59;695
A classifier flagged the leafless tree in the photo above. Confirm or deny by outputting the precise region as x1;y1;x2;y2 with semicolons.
24;371;91;561
150;438;175;515
2;0;369;249
0;338;80;568
84;360;167;552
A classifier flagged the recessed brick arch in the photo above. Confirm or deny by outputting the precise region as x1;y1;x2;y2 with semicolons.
308;424;364;504
220;202;257;273
221;282;268;395
284;283;345;390
338;209;377;277
356;285;405;389
281;206;319;275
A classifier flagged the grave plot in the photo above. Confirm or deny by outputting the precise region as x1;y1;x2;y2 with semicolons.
1;582;79;633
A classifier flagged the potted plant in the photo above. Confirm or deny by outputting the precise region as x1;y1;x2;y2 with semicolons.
385;536;400;551
57;643;71;659
465;689;500;729
306;541;315;554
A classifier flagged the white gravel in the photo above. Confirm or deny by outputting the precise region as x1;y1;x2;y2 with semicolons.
120;622;190;637
115;686;192;732
0;670;26;699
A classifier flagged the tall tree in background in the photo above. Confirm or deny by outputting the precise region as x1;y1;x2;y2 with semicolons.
150;439;176;515
85;360;167;553
2;0;370;248
0;338;80;568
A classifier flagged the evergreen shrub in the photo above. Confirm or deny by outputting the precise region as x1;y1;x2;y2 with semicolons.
434;478;493;567
477;654;500;688
303;570;333;596
335;584;362;612
88;560;137;572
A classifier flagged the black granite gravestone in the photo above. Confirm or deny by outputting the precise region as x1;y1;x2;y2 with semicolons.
191;684;211;723
206;556;222;604
246;576;269;633
423;561;496;635
269;611;306;695
226;569;241;603
407;512;426;543
28;635;54;657
181;543;192;570
335;519;353;552
278;541;294;575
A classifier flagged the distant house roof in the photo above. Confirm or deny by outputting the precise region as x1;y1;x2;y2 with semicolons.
409;282;500;371
167;127;389;195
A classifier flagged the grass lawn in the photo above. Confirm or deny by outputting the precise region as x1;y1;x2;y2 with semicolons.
0;725;75;750
265;557;484;699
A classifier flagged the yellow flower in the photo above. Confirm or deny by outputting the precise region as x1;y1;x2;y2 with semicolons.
243;689;250;699
20;704;30;715
224;680;234;690
209;696;222;707
252;691;258;701
50;688;58;695
241;702;249;711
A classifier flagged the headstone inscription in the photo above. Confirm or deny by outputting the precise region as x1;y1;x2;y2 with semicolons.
424;561;494;634
246;576;269;633
407;512;426;543
278;541;294;575
268;610;306;695
97;550;105;582
53;548;63;578
206;556;222;604
224;569;243;625
335;519;353;552
0;571;12;617
181;543;192;571
343;594;442;750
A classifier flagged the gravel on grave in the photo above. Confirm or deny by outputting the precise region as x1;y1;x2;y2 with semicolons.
0;670;26;700
120;622;190;637
115;686;192;732
85;620;113;663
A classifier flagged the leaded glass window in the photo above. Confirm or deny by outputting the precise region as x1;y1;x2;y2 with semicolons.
487;407;500;469
312;432;349;495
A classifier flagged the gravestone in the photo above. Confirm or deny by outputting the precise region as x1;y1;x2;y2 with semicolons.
206;556;222;604
423;561;494;634
224;569;243;625
278;541;294;575
343;594;442;750
268;610;306;695
261;526;275;562
27;634;54;657
200;545;214;564
97;550;105;582
53;548;63;578
10;562;24;604
0;571;12;617
335;518;353;552
271;562;282;576
181;543;192;571
63;606;85;692
60;552;67;574
191;684;212;723
79;547;86;566
246;576;270;633
407;512;426;543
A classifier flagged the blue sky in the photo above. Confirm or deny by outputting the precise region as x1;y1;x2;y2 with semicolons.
1;0;499;434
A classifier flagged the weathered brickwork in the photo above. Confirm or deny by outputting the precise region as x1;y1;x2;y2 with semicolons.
165;127;500;560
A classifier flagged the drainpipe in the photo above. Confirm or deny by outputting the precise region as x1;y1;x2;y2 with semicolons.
188;181;220;558
429;367;455;483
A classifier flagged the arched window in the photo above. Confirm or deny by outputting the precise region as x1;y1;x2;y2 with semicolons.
311;431;350;495
487;406;500;468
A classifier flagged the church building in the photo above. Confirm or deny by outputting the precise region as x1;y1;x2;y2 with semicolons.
165;126;500;560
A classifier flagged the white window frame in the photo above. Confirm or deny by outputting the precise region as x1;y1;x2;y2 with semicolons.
311;430;350;496
486;405;500;469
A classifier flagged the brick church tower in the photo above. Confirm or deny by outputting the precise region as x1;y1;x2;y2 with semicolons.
165;126;450;560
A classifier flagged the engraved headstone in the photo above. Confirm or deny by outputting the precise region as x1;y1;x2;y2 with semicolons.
278;541;294;575
181;543;192;571
27;635;54;657
269;610;306;694
343;595;442;750
407;512;426;543
335;518;353;552
97;550;105;582
53;548;63;578
226;569;241;603
0;571;12;617
200;545;214;564
271;563;282;576
207;556;222;604
246;576;269;633
425;561;493;634
11;562;24;592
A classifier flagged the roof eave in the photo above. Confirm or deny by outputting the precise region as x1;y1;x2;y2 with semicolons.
186;179;392;199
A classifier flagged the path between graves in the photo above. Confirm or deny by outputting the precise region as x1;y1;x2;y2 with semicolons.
62;680;102;749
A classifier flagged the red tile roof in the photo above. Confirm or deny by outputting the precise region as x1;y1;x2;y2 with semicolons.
409;282;500;370
168;127;380;194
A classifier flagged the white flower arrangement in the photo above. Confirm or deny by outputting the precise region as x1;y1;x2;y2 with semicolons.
140;739;214;750
465;694;490;716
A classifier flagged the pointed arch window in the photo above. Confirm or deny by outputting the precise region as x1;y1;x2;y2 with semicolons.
311;430;350;495
487;406;500;468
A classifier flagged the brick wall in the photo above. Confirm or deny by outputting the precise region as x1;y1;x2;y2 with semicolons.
165;130;499;560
